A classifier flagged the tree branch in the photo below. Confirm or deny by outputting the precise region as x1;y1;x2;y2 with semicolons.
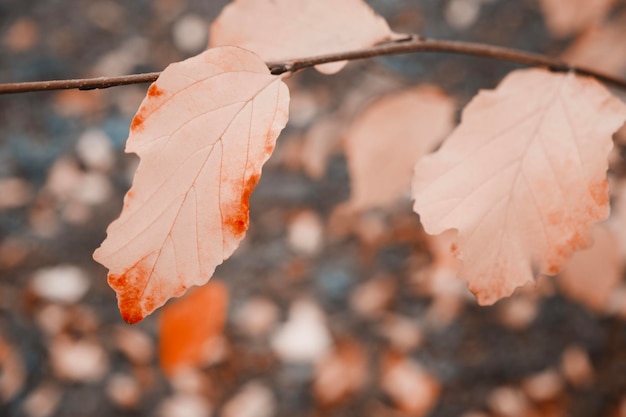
1;35;625;94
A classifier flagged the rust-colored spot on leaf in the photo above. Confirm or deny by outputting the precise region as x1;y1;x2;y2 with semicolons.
223;173;260;237
148;84;164;98
450;242;458;256
588;178;609;206
123;190;135;210
547;264;560;275
108;262;151;324
130;111;146;132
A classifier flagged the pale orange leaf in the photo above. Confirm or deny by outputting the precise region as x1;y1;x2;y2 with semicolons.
346;86;456;210
93;46;290;323
209;0;395;74
158;281;229;377
412;68;626;305
539;0;615;37
561;13;626;78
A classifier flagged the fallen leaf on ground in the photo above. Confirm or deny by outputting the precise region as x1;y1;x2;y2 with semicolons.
93;46;289;323
413;68;626;305
539;0;615;37
159;281;228;377
209;0;395;74
346;86;456;210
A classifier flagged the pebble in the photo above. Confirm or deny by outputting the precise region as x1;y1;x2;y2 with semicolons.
75;129;115;172
106;373;141;409
113;326;155;365
172;14;208;53
234;297;279;337
21;383;62;417
381;353;440;416
221;382;275;417
0;177;32;209
349;276;395;318
30;265;90;304
271;300;332;363
159;394;212;417
314;340;367;405
561;345;594;387
0;337;25;402
50;336;108;382
521;368;564;402
287;210;324;255
487;386;531;417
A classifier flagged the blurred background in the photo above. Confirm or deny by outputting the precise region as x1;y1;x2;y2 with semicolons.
1;0;626;416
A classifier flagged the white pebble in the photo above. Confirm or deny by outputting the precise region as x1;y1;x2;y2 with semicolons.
173;15;208;53
271;300;331;363
76;129;114;171
31;265;90;304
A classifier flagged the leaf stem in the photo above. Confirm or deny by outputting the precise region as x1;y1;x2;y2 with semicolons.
1;35;625;94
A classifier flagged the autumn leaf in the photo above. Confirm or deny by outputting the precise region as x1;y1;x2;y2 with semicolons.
539;0;615;37
561;12;626;78
159;281;228;377
93;46;290;323
209;0;395;74
413;68;626;305
345;86;455;210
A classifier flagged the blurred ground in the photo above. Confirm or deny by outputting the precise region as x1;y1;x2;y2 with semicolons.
1;1;626;416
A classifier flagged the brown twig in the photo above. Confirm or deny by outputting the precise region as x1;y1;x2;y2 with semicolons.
1;36;625;94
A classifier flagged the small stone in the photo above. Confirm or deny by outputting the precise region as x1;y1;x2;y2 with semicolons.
45;158;83;200
445;0;482;30
30;265;90;304
107;373;141;409
50;336;108;382
35;304;70;335
561;346;594;387
235;297;279;337
21;383;61;417
521;369;564;402
350;276;395;318
381;354;440;416
379;315;423;351
221;382;275;417
487;386;531;417
159;394;212;417
0;237;29;269
0;177;32;209
498;296;538;330
271;300;332;363
75;172;112;205
76;129;115;171
287;210;324;255
314;340;367;405
113;326;155;365
0;337;26;402
172;15;208;53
